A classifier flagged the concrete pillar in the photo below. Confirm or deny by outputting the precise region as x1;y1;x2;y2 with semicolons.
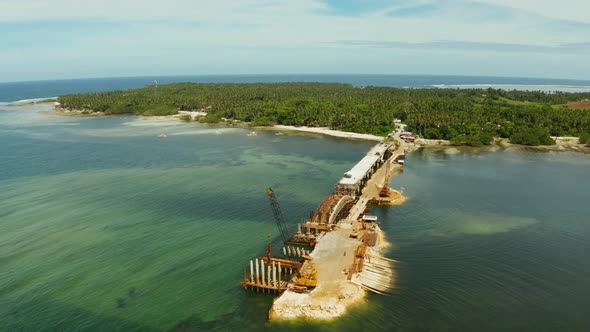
278;263;282;290
255;258;260;283
278;262;282;281
271;262;275;286
261;260;265;285
282;247;287;256
267;266;271;286
250;260;254;282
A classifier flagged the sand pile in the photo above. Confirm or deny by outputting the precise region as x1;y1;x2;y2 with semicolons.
269;282;365;320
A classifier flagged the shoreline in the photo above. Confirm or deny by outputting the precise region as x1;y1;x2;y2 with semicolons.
5;97;58;107
29;103;590;154
263;125;384;142
415;137;590;154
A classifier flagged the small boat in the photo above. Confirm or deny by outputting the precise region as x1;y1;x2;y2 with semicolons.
158;134;168;139
247;131;258;137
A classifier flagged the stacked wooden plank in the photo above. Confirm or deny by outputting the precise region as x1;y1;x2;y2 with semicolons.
352;253;396;295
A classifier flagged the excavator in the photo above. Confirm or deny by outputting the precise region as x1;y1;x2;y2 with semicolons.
294;265;318;288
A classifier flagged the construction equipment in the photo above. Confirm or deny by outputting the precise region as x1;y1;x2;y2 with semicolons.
295;267;318;287
267;188;290;244
349;227;360;238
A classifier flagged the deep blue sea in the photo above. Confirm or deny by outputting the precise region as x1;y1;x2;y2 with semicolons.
2;74;590;102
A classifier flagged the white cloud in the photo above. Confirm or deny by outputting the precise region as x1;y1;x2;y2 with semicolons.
1;0;588;47
0;0;321;22
475;0;590;23
3;0;588;24
1;0;589;81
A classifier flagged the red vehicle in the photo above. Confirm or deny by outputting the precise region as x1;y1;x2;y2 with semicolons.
379;187;391;197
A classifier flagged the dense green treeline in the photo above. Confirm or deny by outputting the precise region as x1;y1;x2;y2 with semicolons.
489;89;590;104
58;83;590;145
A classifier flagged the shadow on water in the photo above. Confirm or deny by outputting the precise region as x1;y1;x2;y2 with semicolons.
168;295;275;332
3;300;159;332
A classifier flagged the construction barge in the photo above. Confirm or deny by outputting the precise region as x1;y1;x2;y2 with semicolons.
240;137;409;319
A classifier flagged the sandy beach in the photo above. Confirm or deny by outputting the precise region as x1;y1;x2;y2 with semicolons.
177;110;207;119
266;125;384;142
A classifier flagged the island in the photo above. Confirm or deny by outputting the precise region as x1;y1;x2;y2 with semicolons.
56;82;590;147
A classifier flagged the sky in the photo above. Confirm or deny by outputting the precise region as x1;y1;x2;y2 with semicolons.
1;0;589;82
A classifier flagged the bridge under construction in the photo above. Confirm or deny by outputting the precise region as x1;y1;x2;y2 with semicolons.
240;135;409;319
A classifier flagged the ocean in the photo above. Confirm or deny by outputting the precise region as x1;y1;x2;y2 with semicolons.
1;75;590;331
2;74;590;103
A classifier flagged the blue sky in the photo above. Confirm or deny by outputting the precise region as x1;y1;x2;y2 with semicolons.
1;0;589;82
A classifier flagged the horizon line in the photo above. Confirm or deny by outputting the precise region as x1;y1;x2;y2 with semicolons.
2;73;590;85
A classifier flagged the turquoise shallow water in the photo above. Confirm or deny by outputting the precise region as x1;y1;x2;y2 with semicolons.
1;104;590;331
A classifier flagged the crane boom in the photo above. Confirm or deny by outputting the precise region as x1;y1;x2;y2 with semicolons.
266;188;290;243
